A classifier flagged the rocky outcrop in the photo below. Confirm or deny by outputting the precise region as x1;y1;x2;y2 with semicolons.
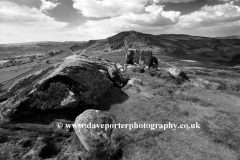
0;55;128;121
166;68;189;83
74;109;113;152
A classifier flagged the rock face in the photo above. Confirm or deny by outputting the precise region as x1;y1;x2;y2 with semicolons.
74;109;113;152
0;55;127;121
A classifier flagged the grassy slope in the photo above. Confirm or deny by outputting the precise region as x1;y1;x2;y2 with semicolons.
102;67;240;160
97;50;240;159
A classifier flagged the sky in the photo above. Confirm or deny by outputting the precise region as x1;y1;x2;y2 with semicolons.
0;0;240;44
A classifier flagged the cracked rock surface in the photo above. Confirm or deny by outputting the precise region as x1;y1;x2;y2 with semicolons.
0;55;125;121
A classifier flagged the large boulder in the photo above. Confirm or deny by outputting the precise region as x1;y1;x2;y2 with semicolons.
74;109;114;152
0;55;121;121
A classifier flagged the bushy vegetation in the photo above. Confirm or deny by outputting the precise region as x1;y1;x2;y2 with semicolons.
30;82;70;109
47;50;63;56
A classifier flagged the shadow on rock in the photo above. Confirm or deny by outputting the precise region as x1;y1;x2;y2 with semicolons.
4;86;129;125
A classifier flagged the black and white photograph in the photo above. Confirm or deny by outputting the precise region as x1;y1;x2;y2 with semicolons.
0;0;240;159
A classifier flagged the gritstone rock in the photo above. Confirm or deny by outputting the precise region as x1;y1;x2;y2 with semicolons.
74;109;113;152
0;55;118;121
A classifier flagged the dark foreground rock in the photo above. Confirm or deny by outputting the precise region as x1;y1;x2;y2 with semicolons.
0;55;128;122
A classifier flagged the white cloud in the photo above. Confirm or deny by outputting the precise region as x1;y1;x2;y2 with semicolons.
66;1;240;40
0;1;43;23
0;28;21;36
218;0;239;2
0;1;72;44
72;0;195;18
72;0;181;27
67;3;180;39
72;0;148;18
117;4;181;26
178;2;240;28
0;1;66;28
70;0;181;42
40;0;59;12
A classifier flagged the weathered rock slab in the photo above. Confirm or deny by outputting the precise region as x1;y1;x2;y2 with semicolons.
0;55;127;121
74;109;113;152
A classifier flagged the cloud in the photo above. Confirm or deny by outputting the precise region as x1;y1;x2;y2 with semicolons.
0;28;21;36
40;0;59;12
117;4;181;26
0;1;71;44
1;0;240;44
72;0;196;18
217;0;239;2
5;0;42;9
153;0;196;3
0;1;66;28
72;0;181;27
66;0;240;40
72;0;147;18
0;1;40;23
178;2;240;28
68;3;180;38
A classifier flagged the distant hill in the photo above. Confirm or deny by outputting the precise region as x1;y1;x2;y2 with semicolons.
216;35;240;39
106;31;240;53
80;31;240;65
0;41;89;60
